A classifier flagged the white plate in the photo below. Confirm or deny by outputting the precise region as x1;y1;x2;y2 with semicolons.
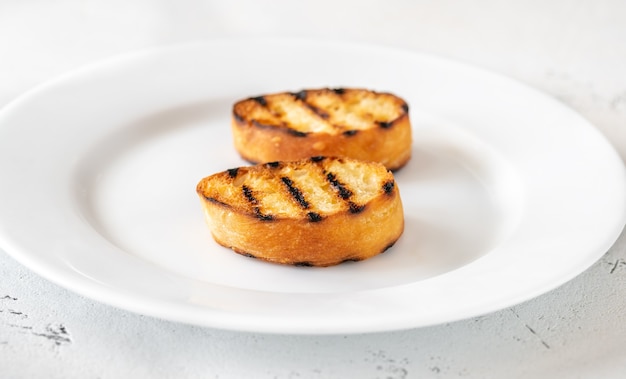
0;40;624;334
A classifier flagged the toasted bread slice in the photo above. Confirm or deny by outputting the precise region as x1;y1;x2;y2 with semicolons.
231;88;412;171
196;156;404;267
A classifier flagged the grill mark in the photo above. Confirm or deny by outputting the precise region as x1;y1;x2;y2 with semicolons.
226;168;239;178
254;207;274;221
378;120;393;129
233;111;245;123
382;180;395;194
251;96;267;106
242;185;273;221
325;172;353;199
281;176;309;209
301;101;330;119
348;202;366;214
294;261;313;267
242;185;257;205
203;196;231;208
253;119;310;137
251;119;275;129
307;212;323;222
381;242;396;253
286;129;309;137
291;90;307;101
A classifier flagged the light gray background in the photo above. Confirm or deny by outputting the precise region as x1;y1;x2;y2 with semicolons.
1;1;625;377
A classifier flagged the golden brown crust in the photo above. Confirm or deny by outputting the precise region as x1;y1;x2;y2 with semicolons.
196;157;404;267
231;88;412;171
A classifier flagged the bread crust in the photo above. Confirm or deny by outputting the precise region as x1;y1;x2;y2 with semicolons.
196;157;404;267
231;88;412;171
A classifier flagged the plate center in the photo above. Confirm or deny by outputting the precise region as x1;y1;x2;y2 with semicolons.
75;101;523;294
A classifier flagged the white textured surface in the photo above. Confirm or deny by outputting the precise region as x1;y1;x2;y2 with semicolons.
1;0;625;377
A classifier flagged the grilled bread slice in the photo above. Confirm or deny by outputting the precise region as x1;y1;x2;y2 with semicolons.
231;88;412;171
196;156;404;267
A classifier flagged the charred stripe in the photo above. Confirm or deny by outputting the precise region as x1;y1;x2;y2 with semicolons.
242;185;258;205
281;176;309;209
253;207;274;221
307;212;323;222
291;90;307;101
378;120;393;129
226;167;239;178
382;242;396;253
382;180;395;194
203;196;230;208
341;257;362;263
348;202;366;214
251;96;267;106
302;102;330;119
325;172;353;199
251;119;274;129
233;111;245;123
294;261;314;267
286;129;309;137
